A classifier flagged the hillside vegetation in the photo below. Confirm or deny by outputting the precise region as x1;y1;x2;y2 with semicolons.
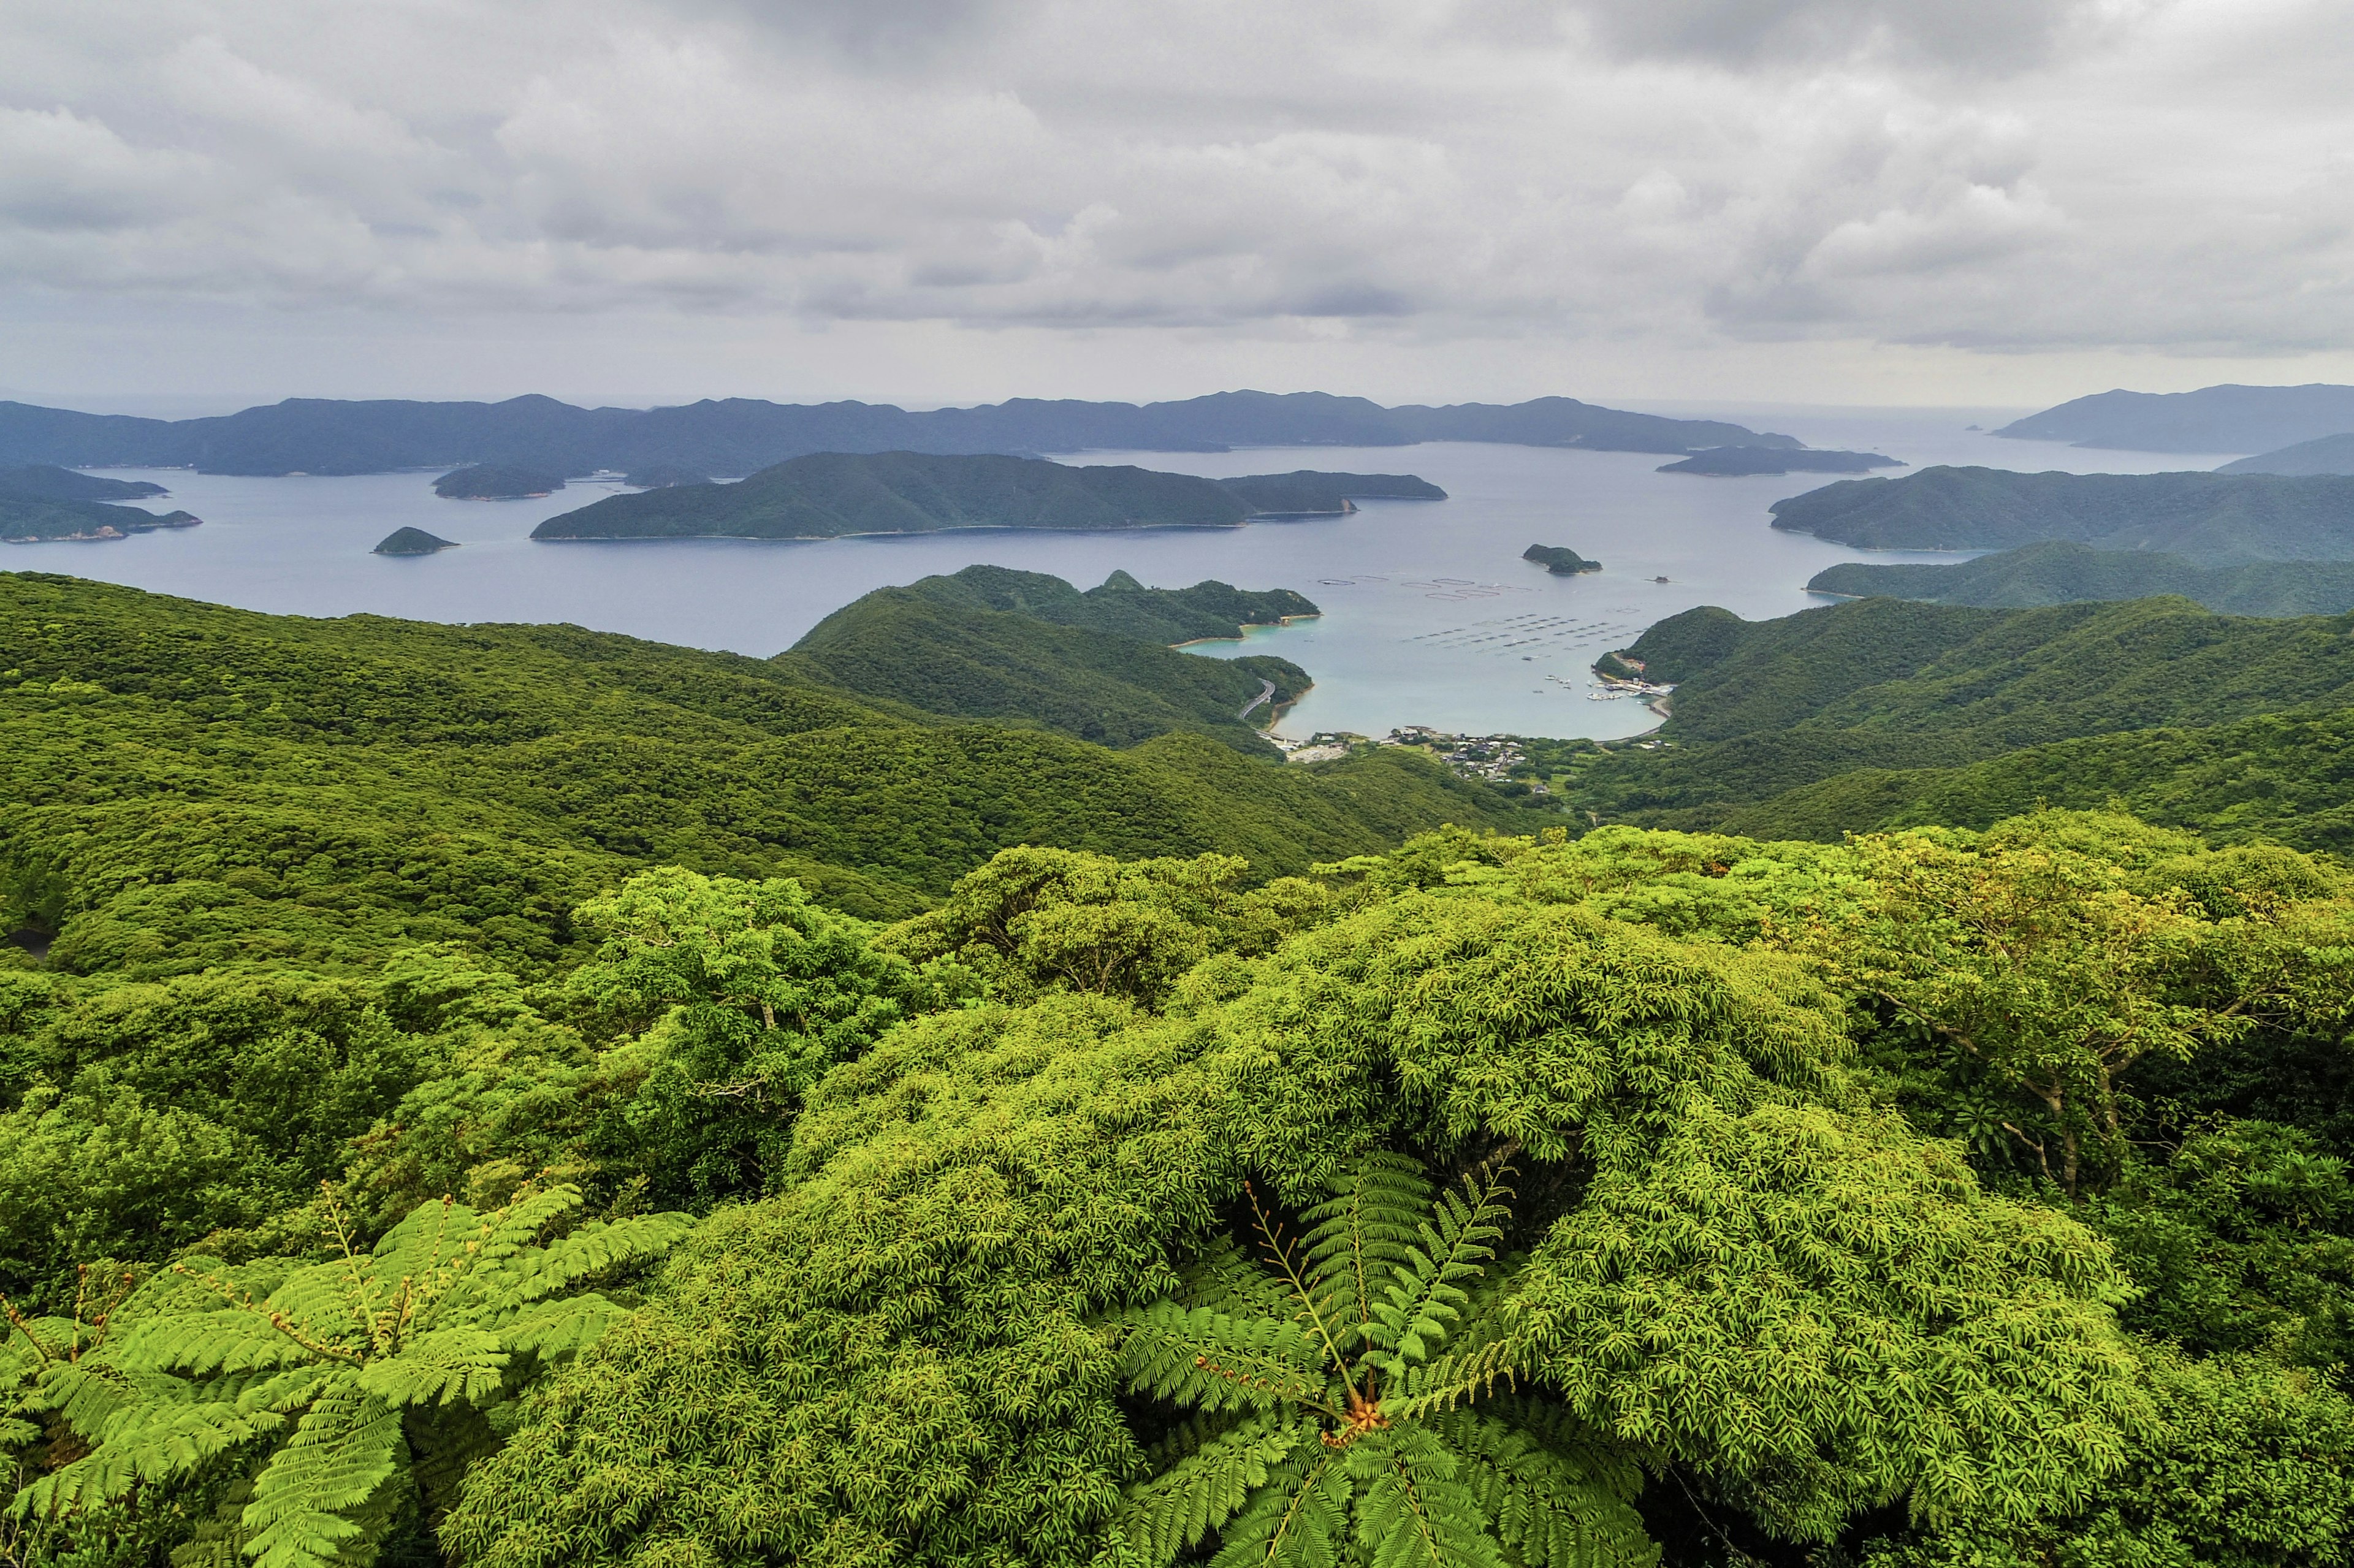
0;573;1517;966
7;569;2354;1568
1566;593;2354;833
1808;540;2354;615
783;571;1312;752
1769;465;2354;563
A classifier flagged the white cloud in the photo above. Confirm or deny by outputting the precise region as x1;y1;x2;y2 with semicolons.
0;0;2349;393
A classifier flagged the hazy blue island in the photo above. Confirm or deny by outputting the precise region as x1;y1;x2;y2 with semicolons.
435;463;565;500
1768;465;2354;565
2217;432;2354;476
1995;381;2354;452
0;389;1802;476
1656;446;1900;476
531;452;1446;541
0;463;169;501
1807;539;2354;616
1217;471;1447;513
1524;544;1601;574
373;527;459;556
625;463;714;488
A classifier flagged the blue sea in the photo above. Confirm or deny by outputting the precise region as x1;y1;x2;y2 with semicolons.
9;408;2238;741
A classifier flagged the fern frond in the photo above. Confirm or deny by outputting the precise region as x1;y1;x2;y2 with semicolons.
1301;1153;1431;1346
32;1358;134;1440
404;1401;503;1521
118;1314;332;1379
1437;1409;1658;1568
1353;1425;1506;1568
19;1398;275;1515
1119;1304;1334;1415
1206;1448;1349;1568
1119;1412;1309;1566
1480;1395;1647;1504
240;1386;405;1568
1364;1162;1512;1371
466;1186;582;1269
353;1326;506;1407
486;1212;695;1308
1176;1236;1295;1320
169;1478;254;1568
494;1295;629;1363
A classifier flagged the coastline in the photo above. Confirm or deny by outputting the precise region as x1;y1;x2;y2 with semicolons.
1170;612;1323;649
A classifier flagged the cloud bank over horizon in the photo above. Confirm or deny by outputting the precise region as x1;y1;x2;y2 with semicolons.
2;0;2350;406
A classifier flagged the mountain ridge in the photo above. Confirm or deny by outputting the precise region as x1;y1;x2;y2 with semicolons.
0;390;1801;478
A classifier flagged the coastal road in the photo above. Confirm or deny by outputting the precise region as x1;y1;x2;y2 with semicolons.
1239;679;1276;720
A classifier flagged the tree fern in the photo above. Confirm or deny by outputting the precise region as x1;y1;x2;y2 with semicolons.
1114;1152;1657;1568
9;1184;690;1568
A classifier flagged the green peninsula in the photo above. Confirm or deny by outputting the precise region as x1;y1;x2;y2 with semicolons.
1769;465;2354;564
783;568;1312;753
0;463;169;501
1523;542;1601;574
435;463;565;499
1808;539;2354;615
1;497;199;543
1656;446;1899;476
2217;432;2354;476
897;564;1315;643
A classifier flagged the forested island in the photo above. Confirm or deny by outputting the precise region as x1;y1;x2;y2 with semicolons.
7;562;2354;1568
434;463;565;499
1524;542;1602;573
1808;539;2354;614
1997;380;2354;451
1768;465;2354;563
1655;446;1900;476
530;452;1446;539
0;389;1805;476
372;526;457;555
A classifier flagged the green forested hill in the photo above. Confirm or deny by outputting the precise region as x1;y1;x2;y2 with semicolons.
1570;593;2354;830
0;573;1515;975
534;451;1251;538
7;568;2353;1568
784;580;1311;751
1808;539;2354;614
1769;465;2354;563
897;563;1315;643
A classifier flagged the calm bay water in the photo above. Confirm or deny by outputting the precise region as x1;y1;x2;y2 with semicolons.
12;408;2239;741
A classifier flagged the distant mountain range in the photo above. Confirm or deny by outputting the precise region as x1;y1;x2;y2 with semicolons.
1767;466;2354;565
531;453;1444;540
0;390;1800;479
1807;540;2354;617
1996;382;2354;453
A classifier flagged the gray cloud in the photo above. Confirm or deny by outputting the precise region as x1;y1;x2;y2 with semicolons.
0;0;2347;388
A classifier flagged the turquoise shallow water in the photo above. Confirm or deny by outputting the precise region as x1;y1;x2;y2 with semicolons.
9;407;2238;740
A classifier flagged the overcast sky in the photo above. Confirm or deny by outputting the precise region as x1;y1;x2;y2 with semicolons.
4;0;2352;413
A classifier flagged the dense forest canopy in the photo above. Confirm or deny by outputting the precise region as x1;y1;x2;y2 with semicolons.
6;562;2354;1568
